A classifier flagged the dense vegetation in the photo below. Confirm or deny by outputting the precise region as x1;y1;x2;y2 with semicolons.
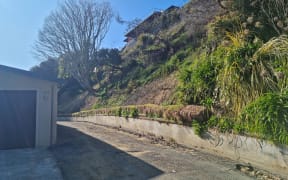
32;0;288;145
177;0;288;144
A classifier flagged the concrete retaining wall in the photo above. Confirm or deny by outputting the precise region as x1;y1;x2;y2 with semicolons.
60;115;288;175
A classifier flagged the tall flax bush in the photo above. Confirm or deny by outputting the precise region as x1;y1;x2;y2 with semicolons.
218;33;288;115
254;35;288;90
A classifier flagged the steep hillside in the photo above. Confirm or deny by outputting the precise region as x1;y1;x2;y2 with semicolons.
121;0;223;65
58;0;224;113
56;0;288;146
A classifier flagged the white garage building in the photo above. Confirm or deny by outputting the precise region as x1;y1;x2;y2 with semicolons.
0;65;57;149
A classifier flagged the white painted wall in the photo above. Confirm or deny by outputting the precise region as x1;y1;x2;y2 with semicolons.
0;70;57;147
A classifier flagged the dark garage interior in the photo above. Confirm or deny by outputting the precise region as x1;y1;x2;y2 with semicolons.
0;90;36;150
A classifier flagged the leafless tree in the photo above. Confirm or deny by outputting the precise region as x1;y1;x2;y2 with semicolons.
34;0;113;91
115;14;142;33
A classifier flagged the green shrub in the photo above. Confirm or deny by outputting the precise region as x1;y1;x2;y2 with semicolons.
201;98;213;111
122;108;129;118
218;118;234;133
207;13;241;42
192;121;201;136
216;33;288;116
130;107;139;118
117;107;122;117
208;116;235;133
208;115;219;128
178;52;222;104
151;48;191;79
240;91;288;144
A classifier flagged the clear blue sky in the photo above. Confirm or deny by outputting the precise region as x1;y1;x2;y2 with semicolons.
0;0;188;70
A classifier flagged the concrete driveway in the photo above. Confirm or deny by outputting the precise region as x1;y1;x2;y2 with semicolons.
51;121;257;180
0;148;62;180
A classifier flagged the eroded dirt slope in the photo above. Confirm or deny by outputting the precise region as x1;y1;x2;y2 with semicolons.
123;74;178;105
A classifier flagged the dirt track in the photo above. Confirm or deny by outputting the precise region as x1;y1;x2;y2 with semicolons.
50;121;283;180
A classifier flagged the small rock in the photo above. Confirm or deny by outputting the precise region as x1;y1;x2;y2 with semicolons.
249;171;255;176
255;170;263;176
235;164;253;173
172;170;176;173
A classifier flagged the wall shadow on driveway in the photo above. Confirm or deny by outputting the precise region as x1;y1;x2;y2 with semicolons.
49;124;163;180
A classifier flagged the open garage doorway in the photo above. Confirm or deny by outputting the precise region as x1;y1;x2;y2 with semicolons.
0;90;36;150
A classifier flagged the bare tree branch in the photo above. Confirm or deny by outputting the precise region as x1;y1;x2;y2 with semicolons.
34;0;113;91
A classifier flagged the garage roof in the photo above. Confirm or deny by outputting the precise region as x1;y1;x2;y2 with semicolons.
0;64;58;83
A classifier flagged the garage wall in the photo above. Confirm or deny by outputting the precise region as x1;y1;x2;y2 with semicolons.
0;70;57;147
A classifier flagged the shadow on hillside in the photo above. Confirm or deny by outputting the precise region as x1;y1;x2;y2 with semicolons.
50;124;163;180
